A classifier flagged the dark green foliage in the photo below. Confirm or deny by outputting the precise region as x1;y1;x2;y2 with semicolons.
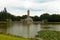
0;8;12;21
0;8;21;21
32;16;40;21
36;30;60;40
40;13;50;21
48;14;60;22
11;16;21;21
22;15;27;19
39;13;60;22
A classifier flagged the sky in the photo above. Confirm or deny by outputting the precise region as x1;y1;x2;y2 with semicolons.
0;0;60;16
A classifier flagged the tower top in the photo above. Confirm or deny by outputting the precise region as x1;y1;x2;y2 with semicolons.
27;9;30;17
27;9;29;12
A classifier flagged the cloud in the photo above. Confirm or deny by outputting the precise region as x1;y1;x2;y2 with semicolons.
0;0;60;16
29;0;55;3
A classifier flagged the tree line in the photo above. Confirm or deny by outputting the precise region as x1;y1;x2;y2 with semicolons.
0;8;60;22
40;13;60;22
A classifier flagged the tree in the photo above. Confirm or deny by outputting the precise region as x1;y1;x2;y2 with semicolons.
3;7;7;13
48;14;60;22
40;13;50;21
33;16;40;21
21;15;27;19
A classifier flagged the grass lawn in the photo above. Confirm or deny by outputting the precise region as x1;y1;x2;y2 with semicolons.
0;34;29;40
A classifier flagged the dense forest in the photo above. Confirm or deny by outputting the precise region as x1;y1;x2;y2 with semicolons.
0;8;60;22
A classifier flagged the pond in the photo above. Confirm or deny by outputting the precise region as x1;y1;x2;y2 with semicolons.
0;22;60;38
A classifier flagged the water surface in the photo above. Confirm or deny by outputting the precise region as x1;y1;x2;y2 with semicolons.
6;22;60;38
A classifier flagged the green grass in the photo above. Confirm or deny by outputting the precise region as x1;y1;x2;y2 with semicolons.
0;34;29;40
36;30;60;40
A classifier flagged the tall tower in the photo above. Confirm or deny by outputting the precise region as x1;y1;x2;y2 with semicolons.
25;9;33;24
27;10;30;18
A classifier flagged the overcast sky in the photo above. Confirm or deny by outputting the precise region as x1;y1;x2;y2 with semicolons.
0;0;60;16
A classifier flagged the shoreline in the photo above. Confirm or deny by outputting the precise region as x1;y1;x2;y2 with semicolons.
10;21;60;24
1;21;60;24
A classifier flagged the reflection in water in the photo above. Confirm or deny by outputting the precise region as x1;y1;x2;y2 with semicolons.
1;22;60;38
27;25;30;38
0;23;8;33
7;23;41;38
40;24;54;30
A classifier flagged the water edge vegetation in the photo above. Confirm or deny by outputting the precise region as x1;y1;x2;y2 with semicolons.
36;30;60;40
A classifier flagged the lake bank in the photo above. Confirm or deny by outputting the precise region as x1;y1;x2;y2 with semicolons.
12;21;60;24
0;33;30;40
1;21;60;24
